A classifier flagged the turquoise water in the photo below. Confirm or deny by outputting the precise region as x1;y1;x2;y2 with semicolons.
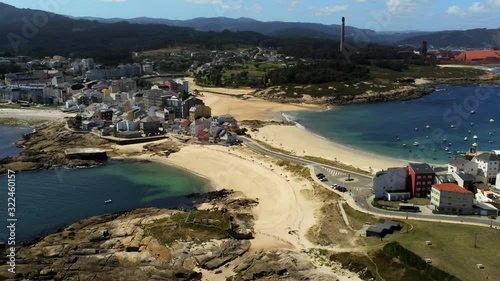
0;161;210;242
290;86;500;164
0;124;34;158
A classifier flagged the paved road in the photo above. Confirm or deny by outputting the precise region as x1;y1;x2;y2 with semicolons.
240;136;500;228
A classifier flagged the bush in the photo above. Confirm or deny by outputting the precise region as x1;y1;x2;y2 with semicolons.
375;60;409;72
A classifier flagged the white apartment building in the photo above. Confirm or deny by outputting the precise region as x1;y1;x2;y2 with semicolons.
430;183;474;214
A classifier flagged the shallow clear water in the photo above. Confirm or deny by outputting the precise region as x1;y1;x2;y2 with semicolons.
290;86;500;164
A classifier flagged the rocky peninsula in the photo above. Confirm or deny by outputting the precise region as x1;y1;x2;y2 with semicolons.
0;191;342;281
0;122;113;174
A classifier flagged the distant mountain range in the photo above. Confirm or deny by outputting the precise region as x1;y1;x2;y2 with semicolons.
77;16;500;49
76;16;377;41
0;1;499;61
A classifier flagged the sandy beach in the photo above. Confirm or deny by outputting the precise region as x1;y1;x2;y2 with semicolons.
0;108;75;121
249;124;408;173
182;77;323;121
114;142;363;281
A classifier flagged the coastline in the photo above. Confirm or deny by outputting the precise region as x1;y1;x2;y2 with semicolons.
248;121;408;173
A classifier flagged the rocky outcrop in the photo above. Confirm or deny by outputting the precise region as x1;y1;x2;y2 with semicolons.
252;85;435;106
229;250;339;281
324;86;435;105
0;208;252;281
0;122;113;174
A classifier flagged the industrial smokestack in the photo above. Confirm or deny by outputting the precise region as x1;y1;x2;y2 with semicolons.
340;17;345;52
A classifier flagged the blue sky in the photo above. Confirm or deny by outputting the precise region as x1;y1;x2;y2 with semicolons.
2;0;500;31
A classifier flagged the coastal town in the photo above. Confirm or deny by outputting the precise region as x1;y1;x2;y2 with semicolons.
1;2;500;280
1;52;500;280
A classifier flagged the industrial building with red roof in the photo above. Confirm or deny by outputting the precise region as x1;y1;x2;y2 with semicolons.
455;50;500;62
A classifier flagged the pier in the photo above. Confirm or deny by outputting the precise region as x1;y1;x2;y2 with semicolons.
64;148;108;160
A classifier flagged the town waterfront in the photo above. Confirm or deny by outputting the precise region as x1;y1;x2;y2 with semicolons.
0;161;210;242
289;86;500;165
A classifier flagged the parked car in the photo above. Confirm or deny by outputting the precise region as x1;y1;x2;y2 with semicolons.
331;184;338;189
320;177;328;182
316;173;325;178
337;186;347;192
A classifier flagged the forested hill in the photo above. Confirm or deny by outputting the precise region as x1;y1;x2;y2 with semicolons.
0;3;405;66
0;3;268;64
76;16;377;41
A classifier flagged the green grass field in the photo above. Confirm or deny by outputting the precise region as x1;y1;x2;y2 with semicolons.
145;210;231;245
367;221;500;281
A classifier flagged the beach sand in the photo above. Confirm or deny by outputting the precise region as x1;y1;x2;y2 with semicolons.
113;142;362;281
249;124;408;173
201;92;322;121
0;108;75;121
116;143;320;251
182;77;322;121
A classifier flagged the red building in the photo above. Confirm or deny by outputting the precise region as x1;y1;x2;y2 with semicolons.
98;109;113;121
163;79;183;92
455;50;500;63
408;163;435;198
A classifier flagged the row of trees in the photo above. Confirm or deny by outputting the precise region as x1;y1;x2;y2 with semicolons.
266;61;370;85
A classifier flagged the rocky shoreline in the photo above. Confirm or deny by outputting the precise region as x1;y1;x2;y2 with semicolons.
0;122;114;174
253;85;436;105
251;71;500;106
0;191;340;281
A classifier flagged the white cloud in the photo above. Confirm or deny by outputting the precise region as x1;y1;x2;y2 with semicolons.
447;5;462;15
186;0;242;11
290;0;301;9
248;4;263;13
314;5;348;16
385;0;418;14
469;2;486;12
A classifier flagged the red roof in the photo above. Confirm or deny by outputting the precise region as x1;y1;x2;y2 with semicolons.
455;50;500;62
433;183;472;194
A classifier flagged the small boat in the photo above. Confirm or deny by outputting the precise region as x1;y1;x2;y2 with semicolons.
426;125;431;129
468;130;471;134
448;143;452;146
464;137;468;141
104;200;112;204
471;122;474;126
402;144;407;147
490;119;495;123
413;141;419;146
473;135;478;139
425;136;429;139
450;125;455;128
445;147;449;151
415;127;419;131
470;110;475;114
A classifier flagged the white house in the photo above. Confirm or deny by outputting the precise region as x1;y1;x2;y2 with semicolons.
373;167;409;200
473;152;500;183
117;120;139;131
448;158;478;175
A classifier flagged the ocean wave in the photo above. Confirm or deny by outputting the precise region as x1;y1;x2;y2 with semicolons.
282;113;305;129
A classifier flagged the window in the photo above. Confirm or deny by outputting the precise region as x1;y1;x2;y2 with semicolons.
417;176;422;179
427;181;432;185
428;175;432;179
